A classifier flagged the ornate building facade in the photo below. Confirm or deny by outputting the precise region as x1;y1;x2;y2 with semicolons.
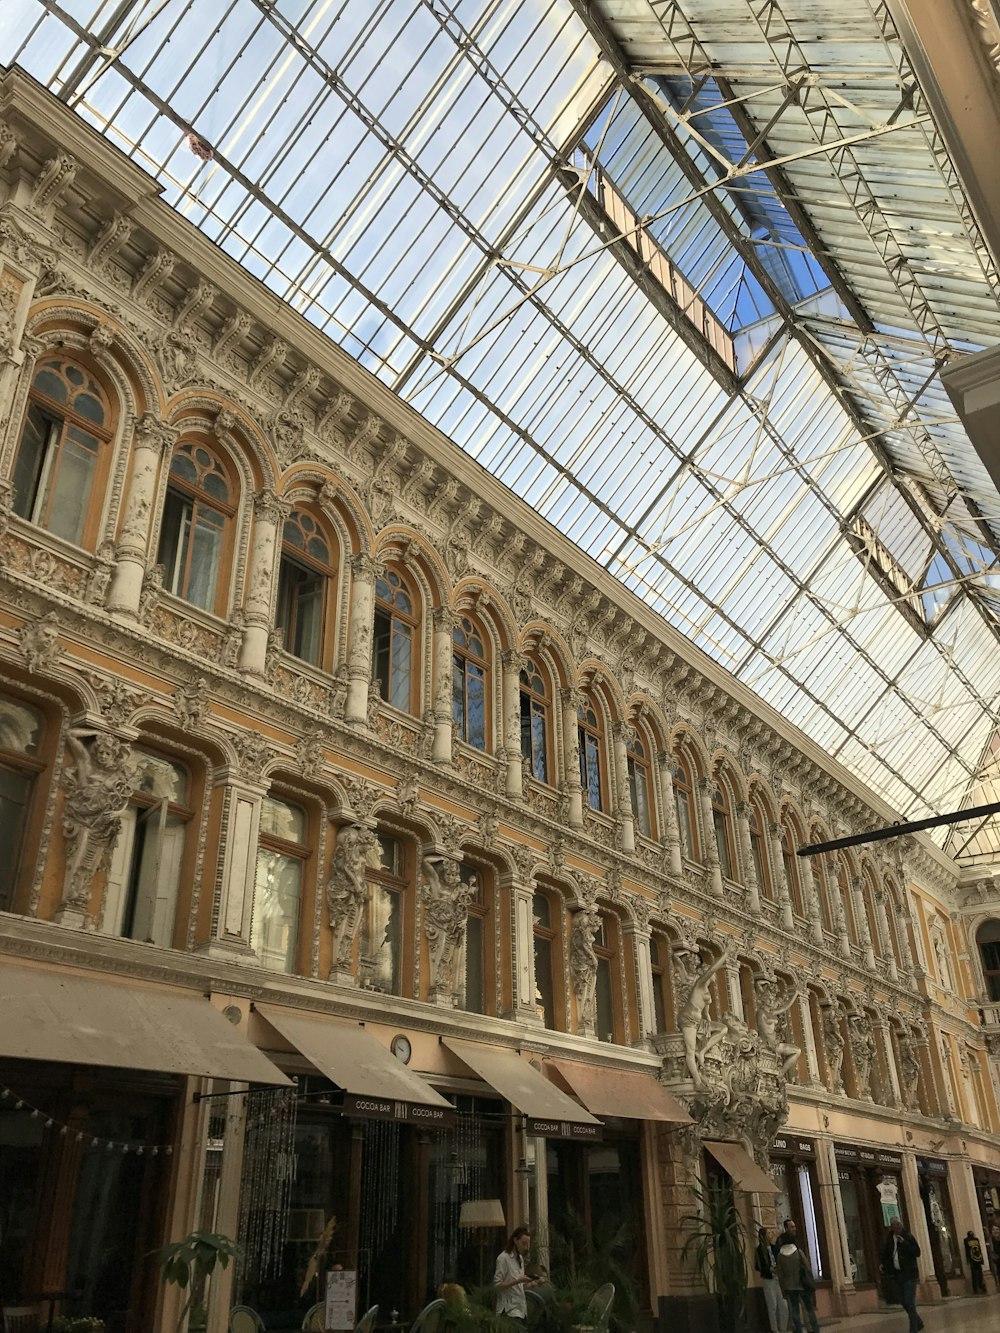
2;62;1000;1333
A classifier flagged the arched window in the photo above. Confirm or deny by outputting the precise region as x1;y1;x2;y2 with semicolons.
811;850;836;933
748;801;772;900
12;356;114;547
452;617;488;750
276;508;335;668
578;698;605;812
363;831;409;995
457;860;494;1016
712;782;735;880
158;441;235;613
649;934;670;1033
595;912;622;1044
252;794;308;974
627;731;654;838
533;890;561;1029
0;694;44;913
104;747;193;948
519;660;550;783
673;754;698;860
781;817;805;917
374;567;418;712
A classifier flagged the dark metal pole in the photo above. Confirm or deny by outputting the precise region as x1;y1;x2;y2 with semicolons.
796;798;1000;856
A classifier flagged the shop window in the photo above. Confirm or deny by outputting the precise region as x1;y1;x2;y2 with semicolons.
157;441;235;613
577;699;605;812
519;660;550;783
533;891;560;1029
452;617;488;750
781;817;805;917
711;783;735;880
0;695;44;913
627;732;653;837
650;934;670;1032
12;356;114;548
977;920;1000;1002
103;747;192;947
594;913;621;1044
457;862;493;1015
374;567;417;712
363;832;408;995
673;756;698;860
252;795;308;974
749;801;772;900
276;508;335;668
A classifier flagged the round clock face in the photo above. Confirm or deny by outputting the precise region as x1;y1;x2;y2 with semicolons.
391;1034;412;1065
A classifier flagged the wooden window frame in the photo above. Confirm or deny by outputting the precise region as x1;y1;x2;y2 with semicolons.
158;440;237;617
277;507;337;672
374;565;419;715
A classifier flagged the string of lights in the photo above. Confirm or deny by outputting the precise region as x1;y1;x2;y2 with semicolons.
0;1086;174;1156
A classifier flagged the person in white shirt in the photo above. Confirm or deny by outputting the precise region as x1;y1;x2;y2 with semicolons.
494;1227;536;1321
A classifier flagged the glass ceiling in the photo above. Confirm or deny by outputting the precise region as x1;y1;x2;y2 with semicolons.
5;0;1000;862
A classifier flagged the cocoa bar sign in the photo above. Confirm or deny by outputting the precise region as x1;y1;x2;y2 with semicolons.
526;1117;603;1141
343;1093;455;1127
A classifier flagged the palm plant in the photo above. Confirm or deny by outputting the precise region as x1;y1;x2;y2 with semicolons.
157;1230;239;1331
680;1179;749;1333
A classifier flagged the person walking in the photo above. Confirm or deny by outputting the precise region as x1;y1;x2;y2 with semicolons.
493;1226;536;1323
880;1218;923;1333
774;1225;819;1333
990;1223;1000;1292
754;1226;788;1333
964;1229;987;1294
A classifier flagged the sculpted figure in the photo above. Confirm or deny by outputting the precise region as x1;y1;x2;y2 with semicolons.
571;902;600;1034
61;729;134;910
676;946;731;1088
897;1031;922;1111
822;1003;846;1094
848;1013;877;1100
421;855;475;997
755;977;801;1079
326;824;379;972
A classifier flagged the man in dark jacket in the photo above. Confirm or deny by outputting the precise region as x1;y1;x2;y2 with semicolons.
881;1219;923;1333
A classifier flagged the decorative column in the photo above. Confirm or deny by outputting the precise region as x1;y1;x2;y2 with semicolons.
723;960;744;1021
106;414;177;617
876;890;899;982
505;870;542;1024
801;857;825;945
430;607;456;765
769;821;794;930
817;1138;856;1298
611;722;636;854
735;802;761;914
237;490;286;676
624;898;655;1044
874;1014;901;1107
560;687;584;829
501;650;526;800
344;553;381;724
899;1151;934;1279
656;751;683;876
797;991;822;1085
852;877;876;971
832;886;852;960
197;765;270;960
697;778;724;897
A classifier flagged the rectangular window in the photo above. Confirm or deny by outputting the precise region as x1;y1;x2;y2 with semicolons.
0;765;33;913
362;833;404;995
520;695;548;783
580;731;602;810
389;622;412;710
104;802;186;947
159;490;223;611
252;849;302;973
11;403;51;520
48;424;99;545
713;809;733;879
463;913;484;1013
534;935;554;1027
596;956;615;1042
676;789;693;858
629;760;651;836
278;559;324;664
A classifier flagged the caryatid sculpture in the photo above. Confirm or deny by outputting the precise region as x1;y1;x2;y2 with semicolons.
571;900;601;1035
421;854;475;1000
676;943;733;1089
326;824;380;975
60;729;134;911
754;976;801;1079
822;1001;846;1095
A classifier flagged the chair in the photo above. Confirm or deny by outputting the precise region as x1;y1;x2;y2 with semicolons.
409;1297;446;1333
355;1304;380;1333
303;1303;325;1331
579;1282;615;1333
229;1306;265;1333
3;1310;40;1333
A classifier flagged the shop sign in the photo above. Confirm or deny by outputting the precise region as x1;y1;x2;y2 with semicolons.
526;1117;603;1141
918;1157;949;1177
834;1143;902;1169
342;1093;455;1127
771;1134;815;1158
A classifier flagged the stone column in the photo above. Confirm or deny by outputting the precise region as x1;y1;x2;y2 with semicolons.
798;991;822;1086
769;821;795;930
657;751;683;876
899;1152;935;1295
611;721;636;854
723;962;744;1021
560;687;584;829
106;414;177;617
501;650;526;800
197;771;268;959
697;778;724;896
876;891;899;982
431;607;457;764
874;1014;901;1107
895;900;917;978
852;877;876;971
624;905;655;1043
506;872;542;1024
801;857;825;945
832;884;852;960
735;802;761;914
237;490;286;676
204;1077;249;1330
344;553;380;724
817;1138;856;1298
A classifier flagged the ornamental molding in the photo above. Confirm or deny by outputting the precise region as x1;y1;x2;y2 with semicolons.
968;0;1000;76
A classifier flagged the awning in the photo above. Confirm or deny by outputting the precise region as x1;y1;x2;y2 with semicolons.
548;1058;692;1124
257;1006;452;1117
443;1038;600;1127
704;1141;779;1194
0;962;290;1084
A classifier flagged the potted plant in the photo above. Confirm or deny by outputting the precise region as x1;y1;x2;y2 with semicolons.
157;1230;239;1331
680;1179;749;1333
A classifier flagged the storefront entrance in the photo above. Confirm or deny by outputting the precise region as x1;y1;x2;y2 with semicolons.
918;1158;961;1295
833;1144;906;1298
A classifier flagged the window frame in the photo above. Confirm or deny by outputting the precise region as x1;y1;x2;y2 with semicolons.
673;753;699;861
456;860;495;1017
627;729;655;839
157;439;237;617
452;616;490;751
373;565;419;714
748;798;773;901
0;695;46;914
594;910;623;1044
276;506;337;670
363;829;412;997
711;780;736;881
577;697;606;813
781;816;806;918
519;659;551;785
532;888;564;1031
252;792;310;976
649;933;671;1034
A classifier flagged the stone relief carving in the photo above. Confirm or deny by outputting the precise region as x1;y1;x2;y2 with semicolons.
897;1030;922;1111
421;854;474;1001
822;1002;846;1094
174;677;210;731
231;729;272;777
754;976;801;1079
847;1012;877;1100
138;563;164;626
18;610;62;673
60;729;134;912
85;540;116;606
327;823;380;976
675;945;731;1088
571;898;601;1035
91;674;140;730
155;325;198;388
